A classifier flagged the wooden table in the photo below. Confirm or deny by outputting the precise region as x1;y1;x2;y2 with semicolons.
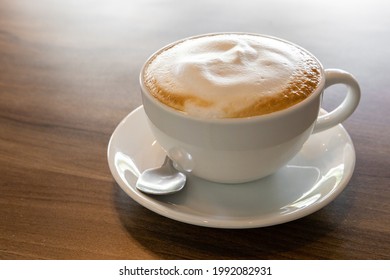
1;0;389;259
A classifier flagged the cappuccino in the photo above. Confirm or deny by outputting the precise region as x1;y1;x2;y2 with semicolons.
143;34;322;118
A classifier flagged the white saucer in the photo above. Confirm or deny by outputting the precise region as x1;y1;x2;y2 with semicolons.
107;106;356;229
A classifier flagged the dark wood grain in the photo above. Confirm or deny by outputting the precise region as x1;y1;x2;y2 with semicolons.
1;0;389;259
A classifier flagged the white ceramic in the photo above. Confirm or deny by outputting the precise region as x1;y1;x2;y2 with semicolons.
107;106;356;229
140;33;360;183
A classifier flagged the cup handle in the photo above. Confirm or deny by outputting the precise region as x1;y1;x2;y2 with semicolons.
313;69;361;133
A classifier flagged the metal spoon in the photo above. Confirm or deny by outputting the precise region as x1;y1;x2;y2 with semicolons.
136;156;186;195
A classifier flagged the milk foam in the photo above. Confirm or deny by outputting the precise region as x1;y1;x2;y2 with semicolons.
144;34;322;118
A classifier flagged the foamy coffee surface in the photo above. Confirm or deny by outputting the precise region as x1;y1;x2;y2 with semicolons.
144;34;322;118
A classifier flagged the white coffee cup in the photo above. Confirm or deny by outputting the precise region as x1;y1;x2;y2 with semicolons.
140;33;360;183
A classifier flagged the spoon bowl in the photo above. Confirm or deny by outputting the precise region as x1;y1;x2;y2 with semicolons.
136;156;187;195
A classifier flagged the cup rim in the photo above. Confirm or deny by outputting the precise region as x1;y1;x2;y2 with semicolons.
139;32;326;124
